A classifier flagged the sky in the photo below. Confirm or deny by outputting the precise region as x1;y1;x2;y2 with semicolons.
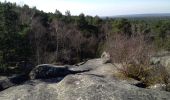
0;0;170;16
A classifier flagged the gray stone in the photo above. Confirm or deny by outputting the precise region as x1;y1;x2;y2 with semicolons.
0;74;28;91
29;64;70;79
1;58;170;100
101;51;111;64
0;81;58;100
0;77;14;91
151;55;170;76
0;74;170;100
160;56;170;74
29;64;90;80
150;57;161;65
147;84;166;91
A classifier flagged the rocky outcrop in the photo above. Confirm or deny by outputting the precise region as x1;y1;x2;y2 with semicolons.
101;51;111;64
151;55;170;68
150;51;170;74
29;64;70;79
0;76;14;91
55;74;170;100
0;74;170;100
0;74;28;91
0;58;170;100
29;64;90;80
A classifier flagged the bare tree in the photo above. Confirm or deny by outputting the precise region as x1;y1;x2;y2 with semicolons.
29;17;46;64
50;19;87;64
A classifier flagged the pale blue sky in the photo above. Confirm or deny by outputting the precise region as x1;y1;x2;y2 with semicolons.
0;0;170;16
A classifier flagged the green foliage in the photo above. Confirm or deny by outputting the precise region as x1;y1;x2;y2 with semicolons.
112;18;131;36
0;2;33;73
0;1;170;75
54;9;62;18
77;13;88;29
165;37;170;51
153;20;170;50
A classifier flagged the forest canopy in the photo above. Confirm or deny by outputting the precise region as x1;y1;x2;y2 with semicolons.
0;2;170;74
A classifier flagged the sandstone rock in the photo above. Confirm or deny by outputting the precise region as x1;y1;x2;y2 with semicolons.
147;84;166;91
160;56;170;74
71;58;107;71
0;81;58;100
29;64;70;79
0;74;170;100
150;52;170;85
29;64;90;80
0;77;14;91
101;51;111;64
150;57;161;65
150;55;170;76
1;58;170;100
0;74;28;91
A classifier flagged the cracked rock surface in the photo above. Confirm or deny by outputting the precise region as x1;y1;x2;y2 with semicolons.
0;58;170;100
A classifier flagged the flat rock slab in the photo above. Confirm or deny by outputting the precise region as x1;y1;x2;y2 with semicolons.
1;58;170;100
0;74;170;100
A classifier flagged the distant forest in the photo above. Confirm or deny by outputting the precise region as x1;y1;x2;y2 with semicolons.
0;2;170;74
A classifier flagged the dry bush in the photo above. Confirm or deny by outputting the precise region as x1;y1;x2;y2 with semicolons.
107;33;170;87
142;64;169;86
107;33;155;80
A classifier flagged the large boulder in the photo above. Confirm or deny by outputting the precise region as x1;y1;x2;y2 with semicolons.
29;64;70;79
29;64;90;80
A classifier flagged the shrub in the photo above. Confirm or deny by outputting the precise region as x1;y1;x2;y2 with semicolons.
106;33;155;80
142;64;169;86
107;33;170;88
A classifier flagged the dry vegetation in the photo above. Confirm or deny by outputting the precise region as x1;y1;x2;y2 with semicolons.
106;33;169;86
